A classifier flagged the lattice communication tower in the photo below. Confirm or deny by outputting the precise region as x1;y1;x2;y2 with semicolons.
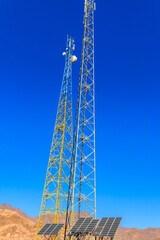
64;1;96;238
35;36;76;240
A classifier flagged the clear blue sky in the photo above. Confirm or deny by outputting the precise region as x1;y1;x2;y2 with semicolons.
0;0;160;229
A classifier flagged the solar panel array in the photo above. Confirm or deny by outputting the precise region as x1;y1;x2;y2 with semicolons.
38;217;121;238
38;223;64;235
93;217;122;237
68;218;99;236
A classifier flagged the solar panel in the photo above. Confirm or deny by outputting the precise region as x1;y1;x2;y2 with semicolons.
37;224;51;235
93;217;122;237
38;223;64;236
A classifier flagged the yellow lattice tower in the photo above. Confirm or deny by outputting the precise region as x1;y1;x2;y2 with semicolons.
35;36;76;240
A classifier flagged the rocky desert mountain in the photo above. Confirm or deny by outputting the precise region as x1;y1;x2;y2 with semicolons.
0;204;36;223
115;227;160;240
0;203;90;224
0;204;160;240
0;209;36;240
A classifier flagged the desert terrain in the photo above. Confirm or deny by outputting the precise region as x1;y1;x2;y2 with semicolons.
0;204;160;240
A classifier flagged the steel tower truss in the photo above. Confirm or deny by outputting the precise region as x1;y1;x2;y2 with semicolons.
35;36;75;240
72;0;96;219
64;2;96;238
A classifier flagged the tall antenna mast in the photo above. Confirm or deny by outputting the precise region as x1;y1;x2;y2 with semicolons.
73;0;96;219
35;35;76;240
64;0;96;238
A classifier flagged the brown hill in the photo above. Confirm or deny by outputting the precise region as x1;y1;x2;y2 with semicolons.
0;204;36;223
0;209;36;240
115;227;160;240
0;203;90;224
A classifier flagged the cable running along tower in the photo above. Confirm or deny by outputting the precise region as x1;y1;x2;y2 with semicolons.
35;36;76;240
64;0;96;237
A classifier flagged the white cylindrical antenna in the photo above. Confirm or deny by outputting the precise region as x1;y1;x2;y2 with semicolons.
94;3;96;11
